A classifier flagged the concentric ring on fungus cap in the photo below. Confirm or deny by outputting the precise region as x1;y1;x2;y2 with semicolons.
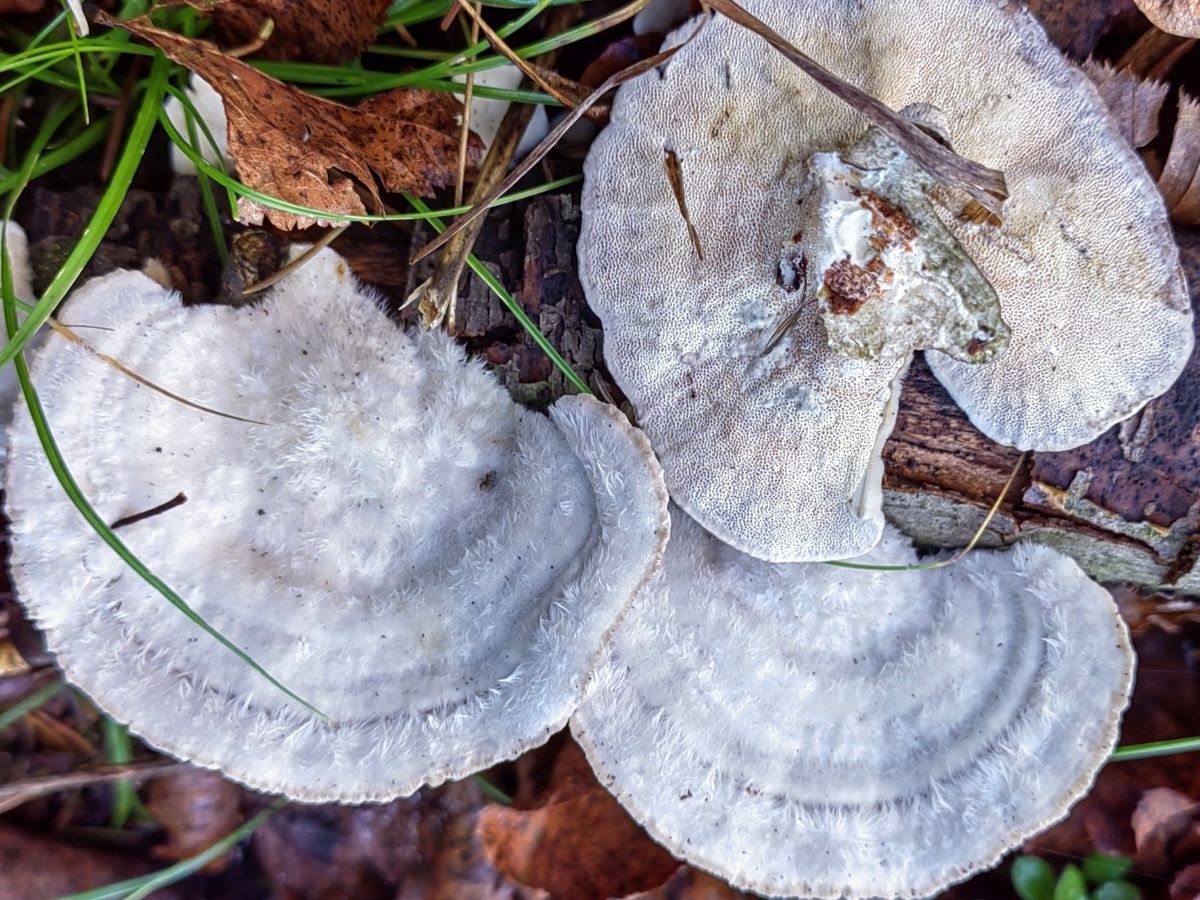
578;0;1192;562
572;509;1135;899
5;248;669;802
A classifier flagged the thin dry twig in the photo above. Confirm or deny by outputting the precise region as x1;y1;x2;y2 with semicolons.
701;0;1008;215
455;4;481;207
826;451;1027;572
0;761;187;815
44;318;269;425
454;0;579;112
242;226;349;295
406;3;582;329
663;148;703;260
412;16;711;264
100;58;143;183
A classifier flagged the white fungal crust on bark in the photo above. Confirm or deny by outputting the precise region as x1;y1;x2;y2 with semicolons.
5;249;669;802
571;509;1135;899
579;0;1193;562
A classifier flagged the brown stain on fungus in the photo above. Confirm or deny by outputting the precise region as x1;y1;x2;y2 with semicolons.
824;256;886;315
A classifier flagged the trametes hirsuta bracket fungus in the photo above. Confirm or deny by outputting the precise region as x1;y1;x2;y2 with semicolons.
578;0;1194;562
4;249;669;801
572;508;1135;899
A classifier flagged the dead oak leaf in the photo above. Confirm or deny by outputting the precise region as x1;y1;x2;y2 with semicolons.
146;768;243;869
479;738;679;899
184;0;391;63
1082;58;1169;147
1159;90;1200;224
1136;0;1200;37
97;13;478;230
1132;787;1200;873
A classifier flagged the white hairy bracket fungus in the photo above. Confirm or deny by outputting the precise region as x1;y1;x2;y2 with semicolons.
579;0;1192;561
572;509;1135;899
5;249;669;801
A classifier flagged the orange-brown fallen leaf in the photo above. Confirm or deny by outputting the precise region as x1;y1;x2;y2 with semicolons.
1174;861;1200;899
185;0;391;62
1082;58;1168;147
0;821;193;900
253;781;545;900
1132;787;1200;873
1024;0;1135;57
479;739;679;899
1136;0;1200;37
617;865;754;899
97;13;479;229
146;768;243;870
1158;91;1200;224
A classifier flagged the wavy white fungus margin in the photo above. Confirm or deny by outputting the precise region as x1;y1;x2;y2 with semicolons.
5;248;669;802
578;0;1192;562
572;509;1135;899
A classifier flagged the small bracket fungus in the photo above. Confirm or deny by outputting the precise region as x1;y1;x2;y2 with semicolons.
579;0;1193;561
5;249;669;802
572;509;1135;899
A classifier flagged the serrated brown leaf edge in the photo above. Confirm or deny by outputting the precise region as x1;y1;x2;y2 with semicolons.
97;11;479;230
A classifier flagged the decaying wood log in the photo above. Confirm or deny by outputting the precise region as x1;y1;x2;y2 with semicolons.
453;195;1200;593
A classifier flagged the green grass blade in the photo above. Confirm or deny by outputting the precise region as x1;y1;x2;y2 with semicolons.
1111;736;1200;762
0;63;326;720
1;240;328;721
0;681;63;730
0;52;165;371
102;718;137;827
160;106;578;221
59;802;282;900
404;194;591;396
62;1;90;123
0;115;109;195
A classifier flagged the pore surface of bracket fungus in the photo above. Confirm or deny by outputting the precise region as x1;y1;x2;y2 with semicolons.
5;249;669;802
572;509;1135;899
579;0;1193;562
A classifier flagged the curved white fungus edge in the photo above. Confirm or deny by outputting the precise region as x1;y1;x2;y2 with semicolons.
0;221;34;464
5;248;669;802
578;0;1192;562
571;509;1135;899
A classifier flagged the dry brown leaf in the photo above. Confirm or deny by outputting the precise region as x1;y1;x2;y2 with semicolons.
1082;58;1169;147
479;739;680;899
1116;26;1196;79
96;13;478;229
1174;861;1200;899
1158;90;1200;224
0;822;194;900
1133;787;1200;872
253;782;544;900
1024;0;1135;57
1136;0;1200;37
617;866;754;899
146;768;243;869
186;0;391;62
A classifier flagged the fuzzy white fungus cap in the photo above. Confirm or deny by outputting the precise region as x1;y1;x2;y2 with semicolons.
5;249;669;802
572;508;1135;899
579;0;1193;560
